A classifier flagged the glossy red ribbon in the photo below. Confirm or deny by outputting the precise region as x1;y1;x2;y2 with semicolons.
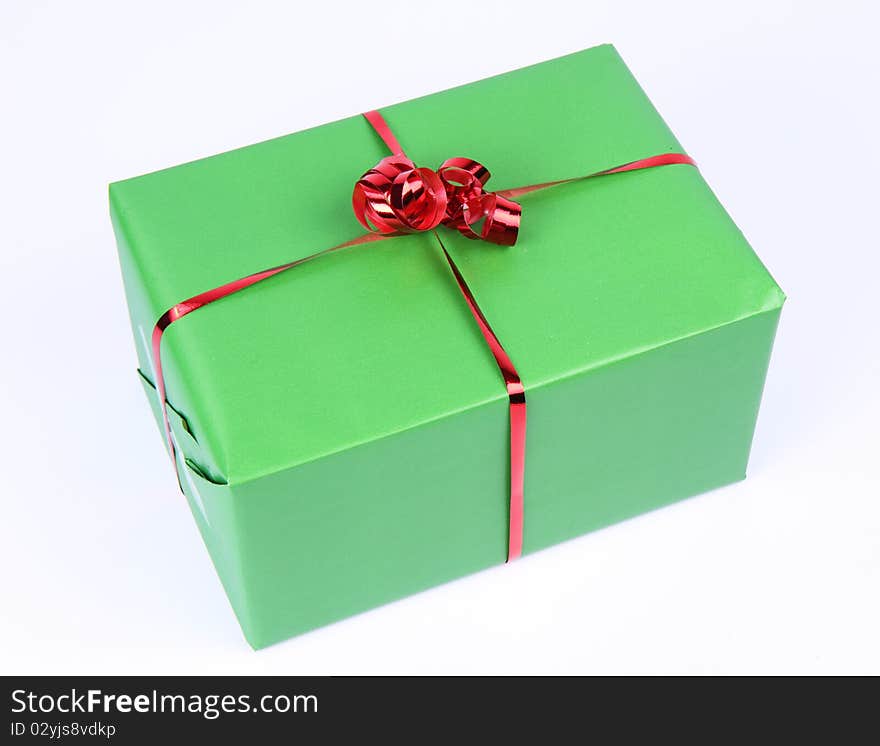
151;109;695;563
354;111;521;246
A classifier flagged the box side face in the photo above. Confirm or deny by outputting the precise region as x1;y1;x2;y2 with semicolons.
108;44;786;485
524;307;781;551
231;307;781;647
136;373;254;636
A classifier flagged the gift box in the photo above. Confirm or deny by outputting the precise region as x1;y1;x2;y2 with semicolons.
110;43;784;648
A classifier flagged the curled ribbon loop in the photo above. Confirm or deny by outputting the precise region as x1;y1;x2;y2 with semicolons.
438;157;521;246
353;155;521;246
352;155;448;235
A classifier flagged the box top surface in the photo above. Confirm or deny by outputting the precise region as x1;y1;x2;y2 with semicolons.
111;44;784;484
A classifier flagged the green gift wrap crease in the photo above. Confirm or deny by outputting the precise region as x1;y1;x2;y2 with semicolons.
110;44;785;648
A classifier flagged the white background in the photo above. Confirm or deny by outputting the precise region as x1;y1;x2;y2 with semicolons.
1;0;877;675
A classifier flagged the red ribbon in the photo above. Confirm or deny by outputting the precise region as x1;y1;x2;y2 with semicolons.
151;109;695;563
354;111;521;246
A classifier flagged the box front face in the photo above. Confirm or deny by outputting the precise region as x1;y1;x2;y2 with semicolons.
229;308;780;647
234;399;510;647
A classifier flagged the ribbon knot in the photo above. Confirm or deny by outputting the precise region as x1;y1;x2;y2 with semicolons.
352;154;521;246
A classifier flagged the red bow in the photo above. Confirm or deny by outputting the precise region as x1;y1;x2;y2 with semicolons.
352;154;521;246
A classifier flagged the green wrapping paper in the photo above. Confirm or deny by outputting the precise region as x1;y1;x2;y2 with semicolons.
110;44;784;647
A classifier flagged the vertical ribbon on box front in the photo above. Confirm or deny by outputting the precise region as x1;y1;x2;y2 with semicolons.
435;235;526;562
362;110;527;561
